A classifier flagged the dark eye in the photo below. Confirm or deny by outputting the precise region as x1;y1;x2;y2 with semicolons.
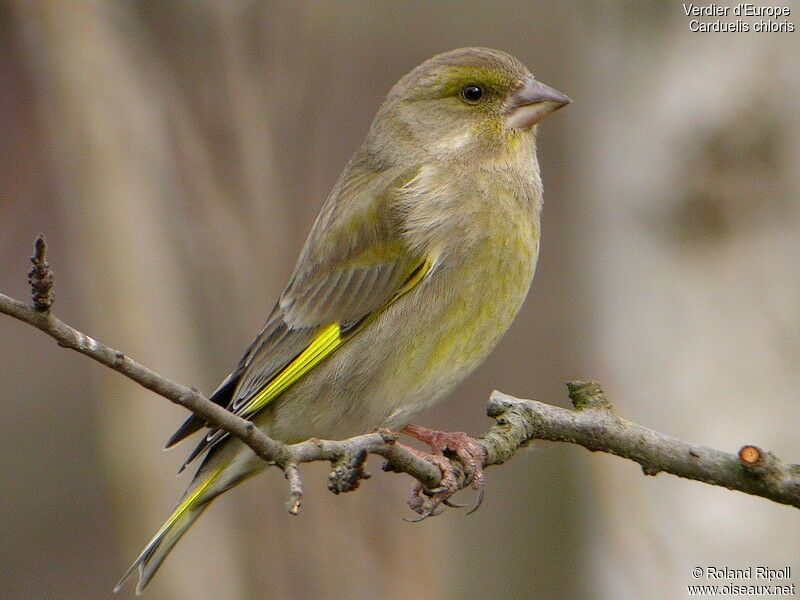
461;84;483;102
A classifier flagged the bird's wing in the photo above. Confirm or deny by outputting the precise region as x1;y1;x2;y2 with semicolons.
176;164;432;467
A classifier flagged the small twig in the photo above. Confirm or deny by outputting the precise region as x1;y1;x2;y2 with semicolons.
1;236;799;514
283;465;303;515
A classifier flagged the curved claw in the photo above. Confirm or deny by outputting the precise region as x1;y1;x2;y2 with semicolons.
466;487;485;515
403;510;434;523
397;430;488;521
443;498;469;508
403;512;428;523
403;503;445;523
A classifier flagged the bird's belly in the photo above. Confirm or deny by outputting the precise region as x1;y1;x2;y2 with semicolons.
377;234;538;425
261;230;538;442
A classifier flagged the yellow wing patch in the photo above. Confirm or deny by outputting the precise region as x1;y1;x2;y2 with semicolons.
237;256;434;420
186;256;435;465
240;322;343;419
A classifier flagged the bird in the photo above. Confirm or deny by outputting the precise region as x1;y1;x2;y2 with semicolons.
115;47;570;594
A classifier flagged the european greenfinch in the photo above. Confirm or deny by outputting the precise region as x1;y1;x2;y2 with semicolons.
116;47;569;594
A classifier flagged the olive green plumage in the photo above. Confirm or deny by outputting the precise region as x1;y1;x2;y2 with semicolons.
116;47;570;594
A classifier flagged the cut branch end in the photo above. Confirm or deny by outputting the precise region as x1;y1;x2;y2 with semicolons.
739;445;763;467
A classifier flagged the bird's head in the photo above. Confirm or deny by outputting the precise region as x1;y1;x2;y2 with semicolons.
368;47;571;162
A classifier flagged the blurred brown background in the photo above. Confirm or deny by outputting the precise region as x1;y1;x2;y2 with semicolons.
1;2;798;599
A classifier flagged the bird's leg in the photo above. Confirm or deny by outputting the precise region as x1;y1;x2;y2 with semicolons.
395;443;460;520
402;425;486;488
398;424;486;520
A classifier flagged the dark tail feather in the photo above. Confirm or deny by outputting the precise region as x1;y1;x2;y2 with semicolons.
164;370;241;449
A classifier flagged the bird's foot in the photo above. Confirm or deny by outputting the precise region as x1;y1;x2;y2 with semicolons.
399;424;486;521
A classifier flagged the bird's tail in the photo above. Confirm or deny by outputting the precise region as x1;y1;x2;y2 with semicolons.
114;467;224;595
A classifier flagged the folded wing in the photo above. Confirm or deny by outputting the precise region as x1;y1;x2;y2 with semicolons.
170;163;430;468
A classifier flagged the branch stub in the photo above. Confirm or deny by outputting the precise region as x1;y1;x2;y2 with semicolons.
566;380;611;411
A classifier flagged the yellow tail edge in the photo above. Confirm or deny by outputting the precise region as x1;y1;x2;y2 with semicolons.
114;467;222;595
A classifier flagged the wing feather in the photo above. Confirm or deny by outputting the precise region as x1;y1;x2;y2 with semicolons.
175;163;428;467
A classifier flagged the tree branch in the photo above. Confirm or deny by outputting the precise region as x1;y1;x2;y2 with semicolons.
2;237;798;515
486;385;800;510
